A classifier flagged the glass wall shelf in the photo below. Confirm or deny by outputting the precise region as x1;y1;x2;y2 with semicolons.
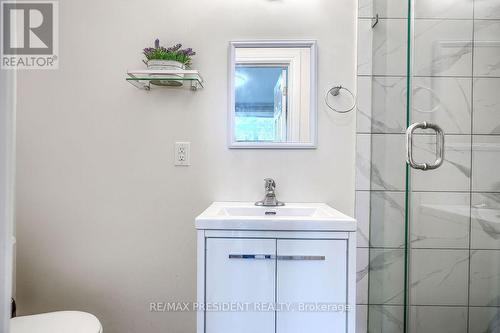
126;69;204;91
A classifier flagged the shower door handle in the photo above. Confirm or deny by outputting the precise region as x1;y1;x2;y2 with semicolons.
406;122;445;171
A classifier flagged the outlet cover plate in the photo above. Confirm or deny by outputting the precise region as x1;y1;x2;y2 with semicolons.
174;142;190;166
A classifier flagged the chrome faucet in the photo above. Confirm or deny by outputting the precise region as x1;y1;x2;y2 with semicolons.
255;178;285;207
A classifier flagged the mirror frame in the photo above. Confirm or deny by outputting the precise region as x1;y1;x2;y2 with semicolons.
228;40;317;149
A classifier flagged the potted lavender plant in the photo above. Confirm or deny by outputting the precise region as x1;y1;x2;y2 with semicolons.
143;39;196;86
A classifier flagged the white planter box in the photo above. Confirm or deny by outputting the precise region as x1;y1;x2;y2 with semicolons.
147;60;185;86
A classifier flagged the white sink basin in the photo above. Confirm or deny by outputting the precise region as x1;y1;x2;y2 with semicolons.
195;202;356;231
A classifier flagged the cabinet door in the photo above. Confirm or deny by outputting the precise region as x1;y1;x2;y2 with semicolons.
277;239;347;333
205;238;276;333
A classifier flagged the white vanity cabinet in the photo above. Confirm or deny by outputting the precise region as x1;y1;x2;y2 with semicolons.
196;202;356;333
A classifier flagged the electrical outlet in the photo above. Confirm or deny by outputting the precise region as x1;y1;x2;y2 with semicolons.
174;142;190;166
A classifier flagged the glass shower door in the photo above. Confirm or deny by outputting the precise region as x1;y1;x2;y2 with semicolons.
356;0;500;332
406;0;500;332
356;1;410;331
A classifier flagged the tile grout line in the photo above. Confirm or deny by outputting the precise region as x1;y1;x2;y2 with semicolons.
466;1;476;331
365;73;373;332
358;17;500;22
358;74;500;78
357;132;500;136
357;303;500;308
358;246;500;251
356;189;500;194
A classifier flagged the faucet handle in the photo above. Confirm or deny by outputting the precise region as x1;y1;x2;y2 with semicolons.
255;178;284;206
264;178;276;191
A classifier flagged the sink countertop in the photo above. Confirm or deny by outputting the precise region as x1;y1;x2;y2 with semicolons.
195;202;356;231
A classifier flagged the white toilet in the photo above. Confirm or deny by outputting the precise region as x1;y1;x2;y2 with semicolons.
9;239;102;333
11;311;102;333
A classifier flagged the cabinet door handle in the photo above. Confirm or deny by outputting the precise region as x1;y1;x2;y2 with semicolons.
277;255;325;261
228;254;275;260
228;254;325;260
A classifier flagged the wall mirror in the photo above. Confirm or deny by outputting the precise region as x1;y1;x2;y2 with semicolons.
228;40;317;148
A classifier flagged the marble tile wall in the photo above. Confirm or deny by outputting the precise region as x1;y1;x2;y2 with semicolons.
356;1;500;332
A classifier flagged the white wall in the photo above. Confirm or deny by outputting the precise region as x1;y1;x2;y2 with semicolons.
14;0;357;332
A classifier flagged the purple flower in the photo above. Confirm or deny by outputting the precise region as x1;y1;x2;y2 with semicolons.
154;38;160;48
179;48;196;56
167;43;182;52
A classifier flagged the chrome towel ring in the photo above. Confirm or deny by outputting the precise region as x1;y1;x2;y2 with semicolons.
325;85;356;113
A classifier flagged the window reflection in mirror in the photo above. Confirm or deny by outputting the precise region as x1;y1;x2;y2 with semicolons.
235;65;288;142
229;41;317;148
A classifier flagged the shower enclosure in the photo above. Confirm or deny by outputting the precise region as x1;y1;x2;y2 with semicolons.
356;0;500;332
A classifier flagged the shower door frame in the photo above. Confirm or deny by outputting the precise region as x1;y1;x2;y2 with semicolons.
0;69;16;332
